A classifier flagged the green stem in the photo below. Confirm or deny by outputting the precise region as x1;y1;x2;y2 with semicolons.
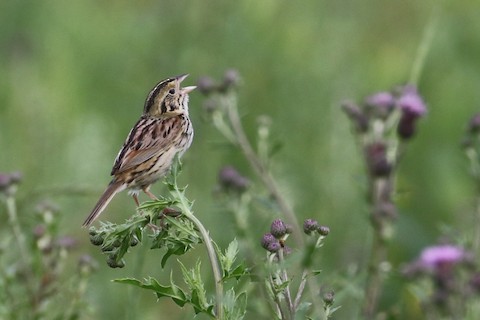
362;176;392;318
278;248;294;319
4;194;37;310
171;186;224;319
5;195;33;279
225;93;303;246
221;91;323;316
408;6;440;85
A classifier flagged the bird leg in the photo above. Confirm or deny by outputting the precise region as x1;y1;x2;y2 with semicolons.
143;188;159;201
132;194;140;206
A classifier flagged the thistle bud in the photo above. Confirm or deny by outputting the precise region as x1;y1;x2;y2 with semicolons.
107;256;125;268
323;291;335;305
197;76;216;95
318;225;330;236
267;241;281;253
130;236;139;247
90;234;104;246
341;101;369;133
261;233;280;253
303;219;319;235
270;219;288;239
218;166;249;192
365;142;391;177
467;113;480;134
365;92;395;119
223;69;241;89
396;85;427;140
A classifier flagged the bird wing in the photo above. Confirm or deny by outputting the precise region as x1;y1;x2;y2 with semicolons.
111;116;182;175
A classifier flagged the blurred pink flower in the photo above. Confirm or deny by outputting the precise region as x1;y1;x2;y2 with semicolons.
419;245;465;269
397;85;427;117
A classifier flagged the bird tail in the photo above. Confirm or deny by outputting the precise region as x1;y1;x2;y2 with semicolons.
82;181;124;227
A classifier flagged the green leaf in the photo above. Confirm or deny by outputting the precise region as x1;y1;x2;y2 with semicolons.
177;260;215;317
113;277;188;307
223;289;247;320
329;305;342;314
311;269;322;276
222;239;238;273
222;262;249;281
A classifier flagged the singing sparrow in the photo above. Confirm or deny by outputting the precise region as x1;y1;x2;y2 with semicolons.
83;74;196;226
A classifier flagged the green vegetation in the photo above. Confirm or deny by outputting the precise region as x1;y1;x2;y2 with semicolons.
1;1;480;319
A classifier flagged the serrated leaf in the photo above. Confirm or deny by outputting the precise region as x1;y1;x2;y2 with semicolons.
222;239;238;273
223;289;247;320
164;216;199;238
272;279;290;293
223;263;248;281
113;277;187;307
177;260;215;317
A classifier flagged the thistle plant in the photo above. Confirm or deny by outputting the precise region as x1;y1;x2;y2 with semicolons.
260;218;336;320
342;85;427;318
463;113;480;252
197;70;336;319
86;69;339;319
88;160;248;319
0;172;95;319
402;243;480;319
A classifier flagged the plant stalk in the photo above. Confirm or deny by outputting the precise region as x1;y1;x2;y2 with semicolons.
171;185;224;319
225;93;303;246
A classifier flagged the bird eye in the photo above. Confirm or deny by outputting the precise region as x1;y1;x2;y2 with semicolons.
168;89;176;94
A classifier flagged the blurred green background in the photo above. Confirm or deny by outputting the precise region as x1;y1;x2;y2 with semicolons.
1;0;480;318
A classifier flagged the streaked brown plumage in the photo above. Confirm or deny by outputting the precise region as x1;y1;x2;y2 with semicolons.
82;74;195;227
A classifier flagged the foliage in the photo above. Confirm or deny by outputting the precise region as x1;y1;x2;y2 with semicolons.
0;173;95;319
2;1;480;319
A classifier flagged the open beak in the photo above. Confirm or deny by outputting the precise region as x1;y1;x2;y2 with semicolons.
176;74;196;93
176;73;189;83
182;85;196;94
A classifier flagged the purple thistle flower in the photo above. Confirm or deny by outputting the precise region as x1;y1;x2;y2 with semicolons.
397;85;427;117
366;92;395;108
365;92;395;119
419;245;465;269
396;85;427;140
